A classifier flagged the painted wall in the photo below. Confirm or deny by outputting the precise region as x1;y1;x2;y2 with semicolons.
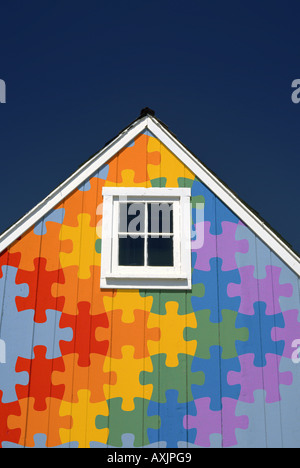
0;130;300;448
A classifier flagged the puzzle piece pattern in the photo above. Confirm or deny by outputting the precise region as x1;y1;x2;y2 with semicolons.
235;301;285;366
15;257;65;323
192;221;248;271
227;354;293;403
184;397;249;447
95;397;160;447
191;258;242;323
227;265;293;316
234;389;283;448
0;131;299;448
147;390;197;448
139;353;205;404
15;346;65;410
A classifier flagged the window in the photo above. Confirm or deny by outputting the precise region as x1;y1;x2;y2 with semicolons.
118;201;175;267
100;188;191;289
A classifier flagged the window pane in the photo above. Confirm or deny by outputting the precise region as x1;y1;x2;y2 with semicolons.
148;203;173;234
147;236;173;266
119;202;145;233
119;236;145;266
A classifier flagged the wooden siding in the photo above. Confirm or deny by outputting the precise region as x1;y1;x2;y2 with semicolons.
0;129;300;448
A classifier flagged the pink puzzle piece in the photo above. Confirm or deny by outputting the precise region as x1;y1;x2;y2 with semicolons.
227;353;293;403
192;221;248;271
227;265;293;315
184;397;248;447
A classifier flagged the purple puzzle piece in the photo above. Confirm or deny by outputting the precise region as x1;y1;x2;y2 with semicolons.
192;221;248;272
227;265;293;315
184;397;248;448
271;309;300;358
227;353;293;403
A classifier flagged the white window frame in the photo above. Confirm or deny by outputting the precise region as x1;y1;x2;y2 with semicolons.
100;187;192;289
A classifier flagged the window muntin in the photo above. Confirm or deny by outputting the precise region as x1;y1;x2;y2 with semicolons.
112;196;181;276
118;202;174;268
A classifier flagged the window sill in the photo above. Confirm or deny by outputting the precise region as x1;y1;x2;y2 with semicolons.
100;274;191;290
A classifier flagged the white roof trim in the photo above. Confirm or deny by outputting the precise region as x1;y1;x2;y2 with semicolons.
0;114;299;276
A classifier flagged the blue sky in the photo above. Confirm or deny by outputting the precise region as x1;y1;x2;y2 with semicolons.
0;0;300;253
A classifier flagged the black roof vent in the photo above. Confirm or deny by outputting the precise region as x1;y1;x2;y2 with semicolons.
140;107;155;117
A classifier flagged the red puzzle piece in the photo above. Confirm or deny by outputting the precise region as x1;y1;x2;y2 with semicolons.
15;258;65;323
0;250;21;278
15;346;65;411
0;390;21;447
59;301;109;366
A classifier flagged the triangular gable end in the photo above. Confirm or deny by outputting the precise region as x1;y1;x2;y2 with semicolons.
0;112;299;276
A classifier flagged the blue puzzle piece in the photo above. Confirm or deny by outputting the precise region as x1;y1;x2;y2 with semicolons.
90;435;167;449
34;208;65;235
2;433;79;448
143;129;156;137
271;252;300;314
0;266;29;319
0;266;34;403
0;267;72;402
235;224;272;278
33;309;73;359
78;179;91;192
277;357;300;448
191;346;241;411
191;258;241;322
147;390;197;448
78;164;109;188
235;301;285;367
191;251;197;270
120;434;167;449
215;197;240;234
0;352;29;403
191;178;239;235
235;390;269;448
1;299;34;363
53;441;79;448
0;266;32;402
93;164;109;180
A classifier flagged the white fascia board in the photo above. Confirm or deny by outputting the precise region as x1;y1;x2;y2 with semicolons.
0;117;150;254
147;117;300;277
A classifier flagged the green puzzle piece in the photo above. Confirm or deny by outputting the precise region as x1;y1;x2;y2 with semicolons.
150;177;167;187
95;397;160;447
177;177;194;189
140;281;205;316
139;353;205;404
178;177;204;233
95;238;101;254
184;309;249;359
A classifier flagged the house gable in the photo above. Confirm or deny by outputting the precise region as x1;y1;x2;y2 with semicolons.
1;115;300;447
0;113;299;276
